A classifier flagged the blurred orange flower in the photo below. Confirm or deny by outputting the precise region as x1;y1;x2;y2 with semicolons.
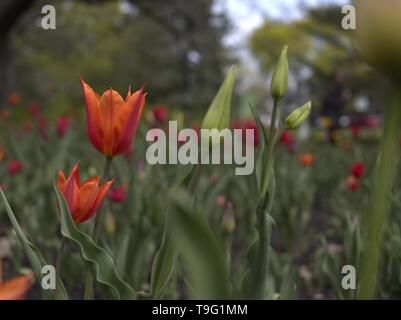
0;273;34;300
7;93;20;106
81;79;146;157
57;162;113;224
298;153;315;167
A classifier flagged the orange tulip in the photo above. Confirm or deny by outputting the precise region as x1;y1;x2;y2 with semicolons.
57;162;113;224
298;153;316;167
0;273;34;300
81;79;146;157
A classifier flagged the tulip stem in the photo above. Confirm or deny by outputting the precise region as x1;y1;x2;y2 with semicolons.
262;99;280;198
357;86;401;299
93;156;113;243
84;155;113;300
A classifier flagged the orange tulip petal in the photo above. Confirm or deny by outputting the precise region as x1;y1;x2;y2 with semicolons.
75;177;100;224
64;168;80;218
125;85;132;101
57;170;66;193
0;273;35;300
99;89;125;156
113;89;145;155
69;161;80;185
88;179;114;217
81;79;103;153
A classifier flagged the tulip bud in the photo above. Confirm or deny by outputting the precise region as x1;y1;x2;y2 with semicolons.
354;0;401;80
285;101;312;129
201;65;236;131
270;46;288;101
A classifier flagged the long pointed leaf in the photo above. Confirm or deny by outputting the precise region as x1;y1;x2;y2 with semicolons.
0;189;68;300
54;186;136;299
168;188;231;299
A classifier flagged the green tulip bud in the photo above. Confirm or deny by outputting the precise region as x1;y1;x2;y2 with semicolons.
201;66;236;149
270;46;288;101
285;101;312;129
201;65;236;131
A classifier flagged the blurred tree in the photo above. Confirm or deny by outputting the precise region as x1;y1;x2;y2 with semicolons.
249;5;389;116
2;0;230;117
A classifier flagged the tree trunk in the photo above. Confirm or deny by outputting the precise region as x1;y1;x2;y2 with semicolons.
0;0;36;105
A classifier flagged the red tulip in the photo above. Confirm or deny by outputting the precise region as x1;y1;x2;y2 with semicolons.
56;116;70;137
81;79;146;157
279;130;295;152
231;119;260;146
351;162;365;178
28;102;40;117
108;185;127;203
152;105;168;124
57;162;113;224
8;160;23;176
350;125;360;139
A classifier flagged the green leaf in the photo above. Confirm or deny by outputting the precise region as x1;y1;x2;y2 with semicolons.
249;103;268;194
149;164;200;299
168;188;231;299
240;189;275;299
54;185;136;299
150;213;178;299
0;189;68;300
201;65;236;131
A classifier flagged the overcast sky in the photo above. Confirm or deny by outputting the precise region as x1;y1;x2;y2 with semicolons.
216;0;349;46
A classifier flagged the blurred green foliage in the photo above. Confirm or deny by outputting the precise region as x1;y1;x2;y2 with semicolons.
9;0;230;118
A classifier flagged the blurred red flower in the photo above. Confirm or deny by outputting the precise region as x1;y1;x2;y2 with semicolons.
347;175;359;192
351;162;365;178
152;105;168;124
28;102;40;117
108;185;127;203
56;116;70;138
279;130;295;152
231;119;260;146
8;160;23;176
350;125;360;139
